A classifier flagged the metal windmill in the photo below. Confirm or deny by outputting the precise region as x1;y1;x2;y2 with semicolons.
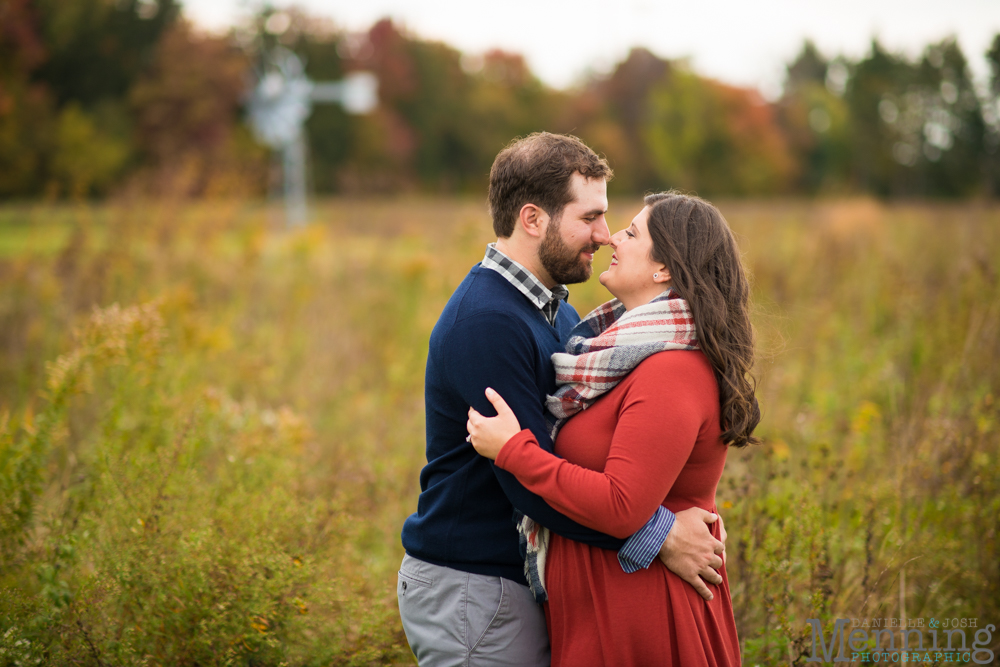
248;44;377;227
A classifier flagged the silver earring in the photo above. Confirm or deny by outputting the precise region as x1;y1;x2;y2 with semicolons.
653;273;659;279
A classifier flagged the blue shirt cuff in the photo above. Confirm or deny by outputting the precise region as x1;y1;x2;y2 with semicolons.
617;506;676;573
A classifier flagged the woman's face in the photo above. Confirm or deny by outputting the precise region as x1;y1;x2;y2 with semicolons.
599;206;670;308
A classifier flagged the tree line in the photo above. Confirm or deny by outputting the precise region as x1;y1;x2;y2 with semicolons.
1;0;998;199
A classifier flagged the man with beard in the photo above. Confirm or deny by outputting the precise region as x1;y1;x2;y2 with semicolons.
397;133;726;666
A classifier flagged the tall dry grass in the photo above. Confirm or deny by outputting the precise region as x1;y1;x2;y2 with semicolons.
0;196;997;665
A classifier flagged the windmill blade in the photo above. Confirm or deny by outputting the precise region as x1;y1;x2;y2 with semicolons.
310;72;378;114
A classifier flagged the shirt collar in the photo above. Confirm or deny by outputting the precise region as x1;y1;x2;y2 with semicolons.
481;243;569;311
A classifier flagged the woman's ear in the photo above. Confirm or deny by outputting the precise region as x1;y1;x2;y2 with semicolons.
653;266;672;283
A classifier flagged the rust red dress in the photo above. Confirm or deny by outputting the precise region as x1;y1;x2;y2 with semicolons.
495;350;740;667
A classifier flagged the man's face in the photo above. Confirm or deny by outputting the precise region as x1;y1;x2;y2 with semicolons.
538;173;610;286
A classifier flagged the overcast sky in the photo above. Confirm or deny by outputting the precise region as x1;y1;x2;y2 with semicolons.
180;0;1000;96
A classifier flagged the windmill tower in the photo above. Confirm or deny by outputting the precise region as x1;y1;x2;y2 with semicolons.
247;31;377;227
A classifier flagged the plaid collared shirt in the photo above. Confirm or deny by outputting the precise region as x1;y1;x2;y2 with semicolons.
481;244;569;326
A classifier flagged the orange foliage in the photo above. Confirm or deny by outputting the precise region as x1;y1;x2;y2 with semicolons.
711;79;796;192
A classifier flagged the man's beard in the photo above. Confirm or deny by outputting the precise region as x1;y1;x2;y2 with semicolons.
539;216;601;285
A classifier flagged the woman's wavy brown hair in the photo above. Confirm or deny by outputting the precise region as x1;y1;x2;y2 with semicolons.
644;191;760;447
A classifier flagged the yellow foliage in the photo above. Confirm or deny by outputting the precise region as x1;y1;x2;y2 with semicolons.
769;439;791;461
851;401;881;435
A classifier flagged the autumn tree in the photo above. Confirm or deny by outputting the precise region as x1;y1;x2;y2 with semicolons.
986;33;1000;195
0;0;182;198
129;20;263;196
643;67;794;195
293;18;562;193
464;49;562;184
777;41;852;193
566;48;672;194
844;38;985;196
912;38;985;196
0;0;51;196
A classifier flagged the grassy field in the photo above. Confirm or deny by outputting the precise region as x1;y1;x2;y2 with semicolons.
0;196;998;665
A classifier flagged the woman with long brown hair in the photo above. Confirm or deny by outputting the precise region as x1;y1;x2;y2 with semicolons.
468;191;759;666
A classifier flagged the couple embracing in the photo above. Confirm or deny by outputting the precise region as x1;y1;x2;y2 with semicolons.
398;133;759;666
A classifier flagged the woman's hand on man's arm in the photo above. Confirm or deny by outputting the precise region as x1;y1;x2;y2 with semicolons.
467;387;523;460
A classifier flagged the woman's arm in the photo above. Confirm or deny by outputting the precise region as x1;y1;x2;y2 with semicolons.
468;352;711;538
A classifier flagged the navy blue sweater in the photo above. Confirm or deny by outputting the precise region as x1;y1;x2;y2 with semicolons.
401;264;626;584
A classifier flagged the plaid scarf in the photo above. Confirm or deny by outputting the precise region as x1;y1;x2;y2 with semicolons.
546;288;699;435
519;288;699;603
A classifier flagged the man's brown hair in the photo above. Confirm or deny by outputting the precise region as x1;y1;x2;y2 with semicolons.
488;133;613;238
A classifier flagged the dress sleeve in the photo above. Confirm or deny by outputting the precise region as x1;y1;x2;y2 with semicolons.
494;353;709;539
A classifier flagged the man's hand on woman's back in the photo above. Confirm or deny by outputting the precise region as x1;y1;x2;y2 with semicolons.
657;508;726;601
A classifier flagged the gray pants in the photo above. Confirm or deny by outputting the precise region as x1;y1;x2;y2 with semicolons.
397;554;550;667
